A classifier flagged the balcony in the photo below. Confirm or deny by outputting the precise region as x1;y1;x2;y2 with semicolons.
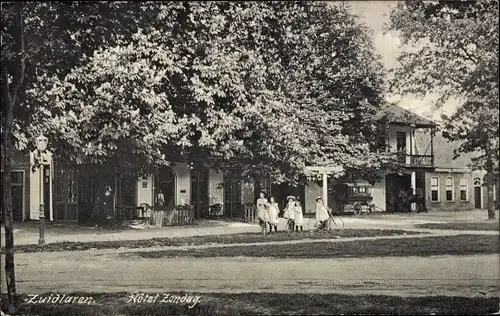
397;154;434;168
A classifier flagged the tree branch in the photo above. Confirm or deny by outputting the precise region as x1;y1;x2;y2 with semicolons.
459;44;477;65
2;65;12;106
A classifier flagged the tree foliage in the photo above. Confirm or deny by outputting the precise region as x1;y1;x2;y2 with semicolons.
2;1;397;185
388;0;499;218
20;1;392;184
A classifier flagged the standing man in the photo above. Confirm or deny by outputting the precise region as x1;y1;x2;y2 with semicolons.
157;190;165;206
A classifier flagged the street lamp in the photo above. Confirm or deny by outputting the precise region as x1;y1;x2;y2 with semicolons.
35;134;48;246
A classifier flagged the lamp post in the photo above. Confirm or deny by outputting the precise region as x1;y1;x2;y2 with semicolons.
36;134;48;246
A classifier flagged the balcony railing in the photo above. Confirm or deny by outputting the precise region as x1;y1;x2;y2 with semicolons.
397;153;434;167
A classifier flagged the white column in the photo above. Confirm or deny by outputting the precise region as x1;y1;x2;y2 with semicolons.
411;171;416;211
322;173;328;207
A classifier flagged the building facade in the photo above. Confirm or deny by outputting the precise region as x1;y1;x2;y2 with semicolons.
20;104;498;223
424;168;494;211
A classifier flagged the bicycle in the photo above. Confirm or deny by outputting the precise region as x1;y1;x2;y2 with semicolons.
310;213;344;232
326;214;344;231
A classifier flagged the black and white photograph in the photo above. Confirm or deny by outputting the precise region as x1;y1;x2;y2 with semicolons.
1;1;499;315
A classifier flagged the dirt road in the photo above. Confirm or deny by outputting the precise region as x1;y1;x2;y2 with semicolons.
2;210;498;246
3;248;498;298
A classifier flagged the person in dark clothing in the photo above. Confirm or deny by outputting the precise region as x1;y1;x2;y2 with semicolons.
415;188;428;213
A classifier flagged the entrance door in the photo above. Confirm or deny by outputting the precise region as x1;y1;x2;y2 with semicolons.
117;173;136;206
223;168;242;218
54;167;78;222
396;132;407;163
191;169;209;218
1;171;24;222
474;178;482;209
156;167;175;206
11;171;24;221
386;173;411;213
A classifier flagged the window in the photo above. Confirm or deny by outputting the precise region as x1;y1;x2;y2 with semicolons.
459;178;468;201
430;177;439;202
377;134;387;152
396;132;407;152
445;177;454;201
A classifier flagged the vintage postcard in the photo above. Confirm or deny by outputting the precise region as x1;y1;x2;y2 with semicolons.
1;1;499;315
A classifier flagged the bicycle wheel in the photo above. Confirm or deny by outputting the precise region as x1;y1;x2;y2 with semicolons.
329;217;344;231
263;223;268;235
352;202;362;216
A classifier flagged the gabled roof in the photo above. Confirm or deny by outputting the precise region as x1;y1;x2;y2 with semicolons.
378;102;437;128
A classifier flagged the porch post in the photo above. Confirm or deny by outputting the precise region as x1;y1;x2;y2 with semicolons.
322;172;328;207
431;128;435;165
411;171;416;211
410;124;414;157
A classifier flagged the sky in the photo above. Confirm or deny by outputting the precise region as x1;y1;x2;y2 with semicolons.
337;1;459;121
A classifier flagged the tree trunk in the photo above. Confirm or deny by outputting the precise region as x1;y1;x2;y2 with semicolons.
2;117;17;314
2;3;25;313
486;156;496;220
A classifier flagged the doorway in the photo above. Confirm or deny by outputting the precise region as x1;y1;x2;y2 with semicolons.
1;171;25;222
396;131;407;164
223;168;242;218
386;173;411;213
156;167;175;206
54;167;78;222
474;178;482;209
11;171;24;221
191;168;209;218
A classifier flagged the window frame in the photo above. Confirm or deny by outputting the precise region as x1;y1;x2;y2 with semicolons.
459;177;468;201
445;176;454;202
430;176;439;202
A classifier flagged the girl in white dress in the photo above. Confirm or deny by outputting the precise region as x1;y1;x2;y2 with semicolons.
294;200;304;232
256;191;269;233
283;195;296;232
267;197;279;233
315;197;331;230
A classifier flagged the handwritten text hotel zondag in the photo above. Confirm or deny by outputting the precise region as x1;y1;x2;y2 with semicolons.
127;293;201;309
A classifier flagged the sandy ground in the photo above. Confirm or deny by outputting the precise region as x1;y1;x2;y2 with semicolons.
2;210;498;246
2;250;498;298
1;210;498;299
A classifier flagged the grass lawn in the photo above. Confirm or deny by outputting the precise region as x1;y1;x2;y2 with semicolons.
128;234;500;259
1;292;498;315
2;229;424;254
416;221;500;231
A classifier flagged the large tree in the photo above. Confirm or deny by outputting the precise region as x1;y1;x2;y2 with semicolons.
1;1;172;311
388;0;499;219
30;1;393;184
1;2;25;313
2;2;390;310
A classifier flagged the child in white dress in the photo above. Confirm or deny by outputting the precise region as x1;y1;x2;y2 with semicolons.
267;197;279;233
256;191;269;233
294;200;304;232
315;197;331;230
283;195;296;231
